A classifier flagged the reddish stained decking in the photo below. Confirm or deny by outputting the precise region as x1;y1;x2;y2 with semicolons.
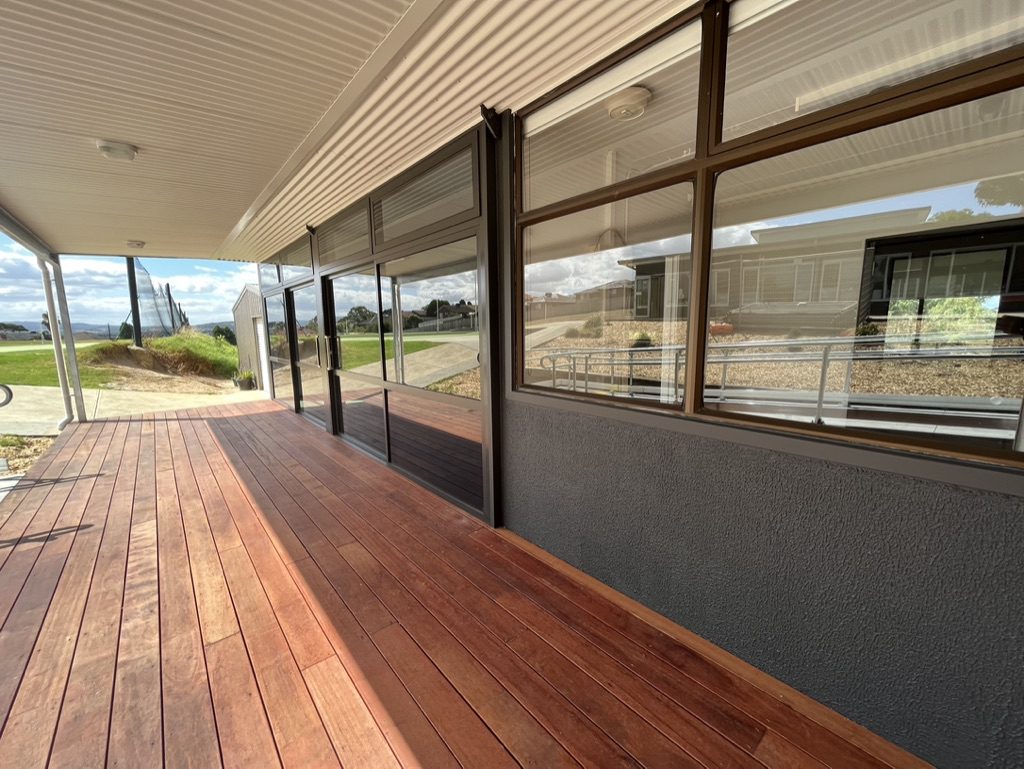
0;401;931;768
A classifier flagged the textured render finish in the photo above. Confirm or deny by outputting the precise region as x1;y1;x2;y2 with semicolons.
500;399;1024;769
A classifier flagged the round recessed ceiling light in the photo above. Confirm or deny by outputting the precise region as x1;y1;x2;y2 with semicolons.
126;240;146;249
96;139;138;161
606;86;652;121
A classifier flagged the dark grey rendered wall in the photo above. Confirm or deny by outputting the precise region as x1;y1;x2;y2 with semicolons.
500;398;1024;769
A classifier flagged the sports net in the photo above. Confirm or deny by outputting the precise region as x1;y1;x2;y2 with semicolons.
123;259;189;338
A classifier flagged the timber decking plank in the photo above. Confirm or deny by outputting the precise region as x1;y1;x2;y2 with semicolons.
0;420;123;769
302;655;402;769
204;632;282;769
49;418;143;769
107;417;163;768
154;414;222;769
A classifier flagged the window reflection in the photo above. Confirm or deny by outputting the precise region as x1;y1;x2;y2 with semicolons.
706;88;1024;449
723;0;1024;140
523;22;700;209
380;238;481;400
523;183;694;404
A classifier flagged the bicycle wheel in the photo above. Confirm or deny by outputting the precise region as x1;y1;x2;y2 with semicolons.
0;385;12;408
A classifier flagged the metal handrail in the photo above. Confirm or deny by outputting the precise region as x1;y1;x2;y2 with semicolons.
529;332;1024;428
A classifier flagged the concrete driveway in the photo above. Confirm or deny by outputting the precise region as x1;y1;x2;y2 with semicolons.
0;384;268;436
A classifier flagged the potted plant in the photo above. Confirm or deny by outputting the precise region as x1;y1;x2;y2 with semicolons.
233;370;256;390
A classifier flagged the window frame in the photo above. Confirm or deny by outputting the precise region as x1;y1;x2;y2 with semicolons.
512;0;1024;471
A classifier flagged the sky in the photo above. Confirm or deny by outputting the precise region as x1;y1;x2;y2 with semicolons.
0;233;257;328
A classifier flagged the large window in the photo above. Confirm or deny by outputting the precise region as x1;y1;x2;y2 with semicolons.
517;2;1024;463
704;90;1024;450
723;0;1024;141
522;23;701;210
523;184;694;403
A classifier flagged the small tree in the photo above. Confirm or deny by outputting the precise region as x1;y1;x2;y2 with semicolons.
211;324;237;345
118;322;134;341
423;299;450;318
41;312;51;340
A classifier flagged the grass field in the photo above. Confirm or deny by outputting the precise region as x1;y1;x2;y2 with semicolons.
0;349;116;387
340;338;437;370
0;331;239;387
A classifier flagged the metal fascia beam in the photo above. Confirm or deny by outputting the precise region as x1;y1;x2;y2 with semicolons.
0;203;55;263
214;0;450;258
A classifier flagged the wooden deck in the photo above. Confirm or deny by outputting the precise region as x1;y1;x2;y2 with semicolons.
0;401;930;769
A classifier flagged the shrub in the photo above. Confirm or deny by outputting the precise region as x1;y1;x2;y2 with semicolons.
564;327;582;339
630;331;653;348
582;316;604;336
856;322;881;337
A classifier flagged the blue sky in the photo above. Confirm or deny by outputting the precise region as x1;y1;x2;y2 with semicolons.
0;234;257;327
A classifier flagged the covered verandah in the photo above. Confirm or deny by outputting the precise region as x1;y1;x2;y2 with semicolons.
0;401;927;769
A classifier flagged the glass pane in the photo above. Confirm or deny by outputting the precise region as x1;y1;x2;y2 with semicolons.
331;267;387;454
723;0;1024;141
338;374;387;455
297;363;327;423
279;238;313;282
380;238;481;400
523;22;700;210
332;268;382;376
271;359;293;403
291;285;320;367
373;150;474;243
265;294;289;359
258;263;280;288
522;183;694;404
705;87;1024;450
387;389;483;510
318;206;369;266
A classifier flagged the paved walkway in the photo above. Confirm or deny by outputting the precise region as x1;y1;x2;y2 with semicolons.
0;384;267;435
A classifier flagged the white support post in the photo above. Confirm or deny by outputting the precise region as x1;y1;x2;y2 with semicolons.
37;257;74;427
50;256;88;421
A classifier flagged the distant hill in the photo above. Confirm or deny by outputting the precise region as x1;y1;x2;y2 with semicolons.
3;320;235;335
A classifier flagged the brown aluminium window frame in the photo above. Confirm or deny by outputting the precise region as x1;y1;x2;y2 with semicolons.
512;0;1024;470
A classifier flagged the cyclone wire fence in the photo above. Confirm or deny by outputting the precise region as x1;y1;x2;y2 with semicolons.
122;259;189;338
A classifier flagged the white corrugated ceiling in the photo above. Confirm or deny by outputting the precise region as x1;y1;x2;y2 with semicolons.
0;0;695;261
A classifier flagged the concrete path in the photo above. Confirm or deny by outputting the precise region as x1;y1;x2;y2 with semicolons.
0;340;103;354
0;384;268;436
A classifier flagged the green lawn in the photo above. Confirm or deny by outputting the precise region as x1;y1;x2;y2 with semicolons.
340;338;437;370
0;349;115;387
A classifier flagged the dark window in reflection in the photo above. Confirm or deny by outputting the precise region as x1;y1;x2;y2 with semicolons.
373;150;475;244
387;390;483;510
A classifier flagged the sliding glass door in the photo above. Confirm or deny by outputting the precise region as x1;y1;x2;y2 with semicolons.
325;236;484;510
327;267;388;455
290;283;328;424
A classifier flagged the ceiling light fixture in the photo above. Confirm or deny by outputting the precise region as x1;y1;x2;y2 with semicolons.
96;139;138;161
606;86;652;121
126;240;145;249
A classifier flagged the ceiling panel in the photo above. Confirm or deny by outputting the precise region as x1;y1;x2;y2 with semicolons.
0;0;414;259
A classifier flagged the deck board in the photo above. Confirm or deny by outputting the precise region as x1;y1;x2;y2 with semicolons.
0;402;932;769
